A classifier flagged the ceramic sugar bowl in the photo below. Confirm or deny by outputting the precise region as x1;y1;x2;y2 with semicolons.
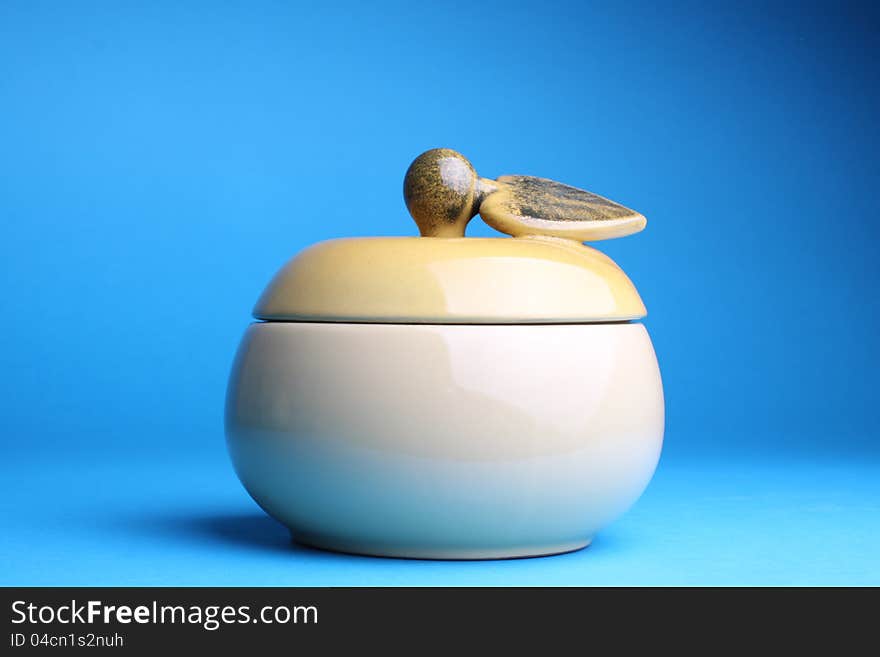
225;149;664;559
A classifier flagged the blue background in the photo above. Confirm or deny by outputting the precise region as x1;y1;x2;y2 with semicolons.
1;1;878;585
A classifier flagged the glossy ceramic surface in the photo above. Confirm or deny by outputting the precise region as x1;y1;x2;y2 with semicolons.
226;322;664;559
253;237;646;323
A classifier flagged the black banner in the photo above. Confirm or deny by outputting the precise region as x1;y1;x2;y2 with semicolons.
0;587;870;651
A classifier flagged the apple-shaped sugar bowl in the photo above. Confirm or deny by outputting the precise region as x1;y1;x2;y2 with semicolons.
225;149;664;559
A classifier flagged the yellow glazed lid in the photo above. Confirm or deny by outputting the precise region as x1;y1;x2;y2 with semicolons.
254;236;646;324
255;148;651;324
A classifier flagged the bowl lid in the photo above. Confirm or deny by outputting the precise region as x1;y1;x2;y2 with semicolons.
253;236;646;324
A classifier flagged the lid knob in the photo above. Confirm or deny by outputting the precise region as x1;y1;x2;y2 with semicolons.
403;148;647;242
403;148;487;238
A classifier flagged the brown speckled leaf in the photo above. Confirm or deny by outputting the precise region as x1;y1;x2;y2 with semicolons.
479;175;646;241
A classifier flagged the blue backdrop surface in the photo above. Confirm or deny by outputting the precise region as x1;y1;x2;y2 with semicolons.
1;0;878;585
